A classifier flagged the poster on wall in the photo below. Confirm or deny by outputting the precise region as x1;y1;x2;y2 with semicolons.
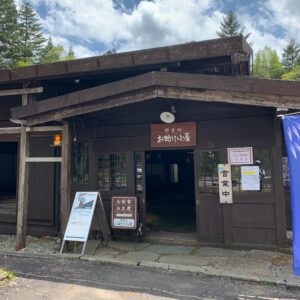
228;147;253;165
111;196;137;229
218;164;233;204
241;166;260;191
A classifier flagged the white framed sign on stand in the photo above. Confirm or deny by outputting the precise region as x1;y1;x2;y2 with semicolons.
60;191;110;255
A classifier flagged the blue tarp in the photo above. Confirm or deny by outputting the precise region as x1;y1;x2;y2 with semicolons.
283;115;300;276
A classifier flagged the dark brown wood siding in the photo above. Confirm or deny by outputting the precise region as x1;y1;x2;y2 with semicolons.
69;100;285;247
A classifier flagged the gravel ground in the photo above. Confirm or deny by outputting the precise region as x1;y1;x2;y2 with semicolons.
0;235;59;255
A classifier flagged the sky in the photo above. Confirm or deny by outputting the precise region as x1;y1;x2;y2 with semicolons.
15;0;300;59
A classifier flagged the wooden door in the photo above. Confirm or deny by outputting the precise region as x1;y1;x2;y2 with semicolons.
194;150;224;243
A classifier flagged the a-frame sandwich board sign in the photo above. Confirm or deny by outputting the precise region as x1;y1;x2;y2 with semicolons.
60;191;110;255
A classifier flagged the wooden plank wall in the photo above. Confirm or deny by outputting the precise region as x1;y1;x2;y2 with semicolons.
70;102;285;248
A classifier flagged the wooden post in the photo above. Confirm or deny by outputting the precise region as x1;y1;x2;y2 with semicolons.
273;117;288;248
60;121;71;239
15;124;30;250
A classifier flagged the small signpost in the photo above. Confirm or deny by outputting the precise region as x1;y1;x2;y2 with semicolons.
111;196;137;229
111;196;142;250
218;164;233;204
60;191;110;255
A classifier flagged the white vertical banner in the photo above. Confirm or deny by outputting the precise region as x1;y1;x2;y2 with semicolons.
218;164;233;204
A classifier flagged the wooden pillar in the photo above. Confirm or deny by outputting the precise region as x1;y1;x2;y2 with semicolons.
273;117;288;248
15;124;30;250
60;121;71;239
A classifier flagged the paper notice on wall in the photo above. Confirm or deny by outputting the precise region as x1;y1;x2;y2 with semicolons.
218;164;233;204
241;166;260;191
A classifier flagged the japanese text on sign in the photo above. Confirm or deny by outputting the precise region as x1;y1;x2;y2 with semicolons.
227;147;253;165
111;196;137;229
218;164;233;204
151;122;196;148
64;192;99;242
241;166;260;191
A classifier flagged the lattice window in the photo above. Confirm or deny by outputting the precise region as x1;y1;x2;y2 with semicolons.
71;142;89;185
198;151;220;194
231;148;272;193
98;153;127;191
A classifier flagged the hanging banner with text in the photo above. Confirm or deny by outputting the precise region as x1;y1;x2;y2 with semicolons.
151;122;196;148
218;164;233;204
283;115;300;276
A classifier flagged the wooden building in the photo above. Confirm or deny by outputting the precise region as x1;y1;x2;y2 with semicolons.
0;36;299;250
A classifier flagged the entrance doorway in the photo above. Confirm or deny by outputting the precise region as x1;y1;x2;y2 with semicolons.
0;142;18;215
145;149;196;232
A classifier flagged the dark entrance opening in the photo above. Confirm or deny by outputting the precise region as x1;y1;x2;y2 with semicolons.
145;149;196;232
0;142;18;215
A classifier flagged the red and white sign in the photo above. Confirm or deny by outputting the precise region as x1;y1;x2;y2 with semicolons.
227;147;253;165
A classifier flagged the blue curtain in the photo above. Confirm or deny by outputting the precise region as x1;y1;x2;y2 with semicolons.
283;115;300;276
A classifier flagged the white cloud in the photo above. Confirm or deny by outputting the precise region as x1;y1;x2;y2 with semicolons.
25;0;299;59
267;0;300;43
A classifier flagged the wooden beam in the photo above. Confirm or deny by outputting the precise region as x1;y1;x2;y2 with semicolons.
156;87;300;109
0;127;21;134
0;36;249;84
24;86;300;126
11;72;155;119
25;157;62;163
26;88;157;126
11;71;300;121
272;117;288;248
15;125;30;251
27;126;62;132
0;87;43;97
0;126;62;135
60;121;71;239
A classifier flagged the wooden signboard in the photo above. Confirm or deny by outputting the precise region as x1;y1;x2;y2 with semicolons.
151;122;196;148
60;191;110;255
111;196;137;230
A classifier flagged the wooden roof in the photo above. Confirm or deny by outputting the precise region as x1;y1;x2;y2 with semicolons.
0;36;251;84
11;71;300;126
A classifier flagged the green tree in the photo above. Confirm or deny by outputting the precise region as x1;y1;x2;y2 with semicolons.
253;47;282;79
17;1;46;65
0;0;20;69
64;46;75;61
38;37;63;64
217;11;250;40
282;65;300;81
38;38;75;64
104;48;117;55
281;39;300;71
